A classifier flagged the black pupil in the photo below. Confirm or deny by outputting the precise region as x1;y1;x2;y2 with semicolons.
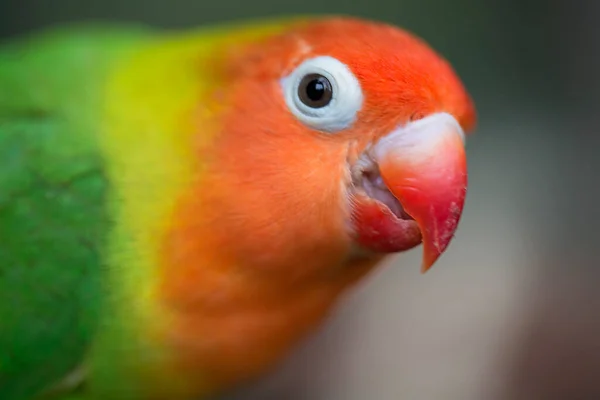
306;79;326;101
298;74;332;108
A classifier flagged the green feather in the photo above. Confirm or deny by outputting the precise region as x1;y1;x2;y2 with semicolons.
0;26;151;400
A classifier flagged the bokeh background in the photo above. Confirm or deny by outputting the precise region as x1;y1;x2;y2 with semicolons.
1;0;599;399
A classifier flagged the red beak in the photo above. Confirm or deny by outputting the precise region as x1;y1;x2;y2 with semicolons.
373;113;468;272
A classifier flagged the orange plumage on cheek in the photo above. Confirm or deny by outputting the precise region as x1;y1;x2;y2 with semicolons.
208;81;352;270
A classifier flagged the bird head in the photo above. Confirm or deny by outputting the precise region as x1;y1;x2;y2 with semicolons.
203;17;476;275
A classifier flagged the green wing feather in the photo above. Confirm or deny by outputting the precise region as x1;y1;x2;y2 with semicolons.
0;26;150;400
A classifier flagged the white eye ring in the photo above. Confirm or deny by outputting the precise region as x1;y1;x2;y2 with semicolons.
280;56;364;133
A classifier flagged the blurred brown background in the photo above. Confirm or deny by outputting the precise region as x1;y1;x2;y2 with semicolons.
1;0;599;399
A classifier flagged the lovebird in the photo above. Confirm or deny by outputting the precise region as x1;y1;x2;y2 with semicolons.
0;15;476;400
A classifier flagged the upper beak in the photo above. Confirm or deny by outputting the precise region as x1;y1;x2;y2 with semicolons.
373;113;468;272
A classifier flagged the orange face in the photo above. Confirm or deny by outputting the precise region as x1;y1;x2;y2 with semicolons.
204;17;476;274
157;17;477;394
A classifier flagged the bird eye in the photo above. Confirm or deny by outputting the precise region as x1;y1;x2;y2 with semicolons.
280;56;364;133
298;73;333;108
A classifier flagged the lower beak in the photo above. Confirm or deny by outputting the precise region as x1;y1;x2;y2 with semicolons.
373;113;468;272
